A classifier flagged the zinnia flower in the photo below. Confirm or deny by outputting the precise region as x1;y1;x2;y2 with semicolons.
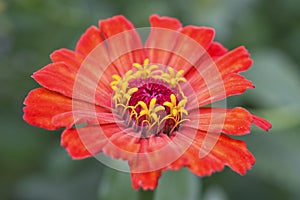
23;15;272;190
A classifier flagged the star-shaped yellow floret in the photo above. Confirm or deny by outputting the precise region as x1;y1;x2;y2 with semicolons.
137;98;165;123
160;67;186;88
132;58;160;78
163;94;188;121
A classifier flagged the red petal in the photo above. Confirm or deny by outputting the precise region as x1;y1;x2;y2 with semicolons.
168;26;215;72
32;62;77;99
99;15;144;75
130;170;162;190
61;123;141;160
180;26;214;49
145;15;182;66
222;74;254;97
75;26;104;56
61;128;91;159
33;60;112;106
23;88;110;130
101;124;140;160
170;128;255;176
215;46;253;76
183;46;253;106
75;41;116;107
205;132;255;175
149;14;182;30
186;107;253;135
61;126;107;159
100;15;135;37
187;73;254;107
51;49;110;105
207;42;228;58
223;107;252;134
252;114;272;131
23;88;73;130
52;110;115;129
128;134;180;173
50;48;84;69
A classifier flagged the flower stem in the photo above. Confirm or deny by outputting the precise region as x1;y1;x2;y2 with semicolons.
138;189;155;200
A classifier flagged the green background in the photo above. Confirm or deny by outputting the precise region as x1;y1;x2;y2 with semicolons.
1;0;300;199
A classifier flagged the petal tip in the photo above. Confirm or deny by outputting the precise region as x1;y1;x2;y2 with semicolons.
252;115;272;132
149;14;182;30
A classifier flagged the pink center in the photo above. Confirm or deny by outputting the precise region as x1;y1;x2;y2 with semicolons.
128;83;173;107
128;83;178;135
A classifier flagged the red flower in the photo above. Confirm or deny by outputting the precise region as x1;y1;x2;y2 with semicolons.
23;15;272;190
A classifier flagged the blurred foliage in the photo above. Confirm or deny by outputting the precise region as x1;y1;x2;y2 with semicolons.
0;0;299;199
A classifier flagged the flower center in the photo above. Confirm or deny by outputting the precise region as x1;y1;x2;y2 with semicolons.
110;59;188;137
128;83;173;108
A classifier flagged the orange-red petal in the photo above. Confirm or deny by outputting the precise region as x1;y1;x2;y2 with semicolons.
145;15;182;66
187;73;254;107
130;170;162;190
32;60;112;107
186;107;253;135
207;42;228;59
23;88;111;130
252;114;272;131
61;126;106;159
52;111;116;129
128;134;182;174
99;15;144;75
50;48;84;69
149;14;182;30
180;26;214;50
23;88;73;130
50;34;114;107
168;26;215;72
100;123;141;160
214;46;252;76
169;128;255;176
184;46;254;106
32;62;77;99
100;15;135;38
61;123;141;160
75;26;104;56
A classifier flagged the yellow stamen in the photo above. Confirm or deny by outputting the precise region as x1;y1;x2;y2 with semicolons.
135;98;165;125
170;93;177;105
143;58;150;66
132;58;160;78
163;94;188;123
149;98;157;110
110;74;122;89
159;68;187;88
132;63;142;69
112;74;121;81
